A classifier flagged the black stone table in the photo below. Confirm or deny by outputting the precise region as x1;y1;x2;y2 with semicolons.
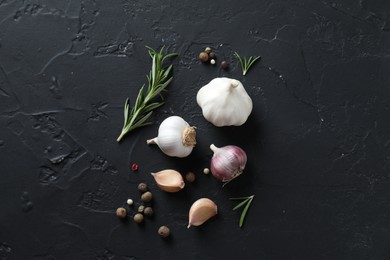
1;1;390;259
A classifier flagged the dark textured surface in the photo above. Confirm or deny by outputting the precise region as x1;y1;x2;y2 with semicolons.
1;0;390;259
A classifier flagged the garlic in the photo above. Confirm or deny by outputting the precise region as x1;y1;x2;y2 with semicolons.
210;144;247;186
147;116;196;158
151;169;185;192
188;198;217;228
196;77;253;127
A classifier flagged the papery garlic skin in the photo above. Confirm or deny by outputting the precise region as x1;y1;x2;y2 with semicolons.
210;144;247;185
196;77;253;127
151;169;185;192
147;116;196;158
188;198;217;228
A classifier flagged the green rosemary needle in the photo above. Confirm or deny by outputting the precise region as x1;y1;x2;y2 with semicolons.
117;46;177;142
234;52;261;76
230;195;255;228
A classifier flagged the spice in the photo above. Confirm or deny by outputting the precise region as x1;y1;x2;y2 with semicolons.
209;52;216;59
126;199;134;206
141;191;153;203
199;52;209;63
185;172;196;183
116;207;127;219
138;205;145;213
138;183;148;193
204;47;212;54
144;207;154;217
131;163;139;171
133;213;144;223
220;61;229;70
158;226;170;238
210;59;216;65
203;168;210;175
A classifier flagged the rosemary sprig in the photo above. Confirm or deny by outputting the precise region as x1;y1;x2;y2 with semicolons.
230;195;255;228
234;52;261;76
117;46;177;142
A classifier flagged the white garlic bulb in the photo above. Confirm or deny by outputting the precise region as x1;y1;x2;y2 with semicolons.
196;77;253;127
147;116;196;158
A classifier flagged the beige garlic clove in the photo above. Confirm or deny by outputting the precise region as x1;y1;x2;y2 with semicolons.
151;169;185;192
187;198;218;228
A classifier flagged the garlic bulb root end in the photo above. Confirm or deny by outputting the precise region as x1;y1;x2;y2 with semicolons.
182;126;197;147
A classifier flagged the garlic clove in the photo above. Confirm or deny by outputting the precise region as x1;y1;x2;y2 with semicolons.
151;169;185;192
187;198;218;228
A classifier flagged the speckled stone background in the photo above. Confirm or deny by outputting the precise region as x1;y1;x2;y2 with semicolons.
1;0;390;259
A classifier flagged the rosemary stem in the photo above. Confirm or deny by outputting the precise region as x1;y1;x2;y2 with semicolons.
116;46;176;142
117;131;126;142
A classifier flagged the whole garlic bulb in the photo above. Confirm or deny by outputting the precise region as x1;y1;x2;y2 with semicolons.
196;77;253;127
147;116;196;158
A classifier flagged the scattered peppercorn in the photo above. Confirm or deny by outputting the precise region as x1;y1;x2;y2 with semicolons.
203;168;210;174
210;59;216;65
199;52;209;63
220;61;229;70
158;226;170;238
209;52;216;59
144;207;154;217
131;163;139;171
126;199;134;206
133;213;144;223
116;207;127;219
204;47;212;54
138;205;145;213
138;183;148;193
141;191;153;203
185;172;196;183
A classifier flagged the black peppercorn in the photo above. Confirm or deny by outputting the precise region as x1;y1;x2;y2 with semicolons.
116;207;127;219
138;182;148;193
185;172;196;183
209;52;216;60
158;226;170;238
220;61;229;70
141;191;153;203
199;52;209;63
144;207;154;217
133;213;144;223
